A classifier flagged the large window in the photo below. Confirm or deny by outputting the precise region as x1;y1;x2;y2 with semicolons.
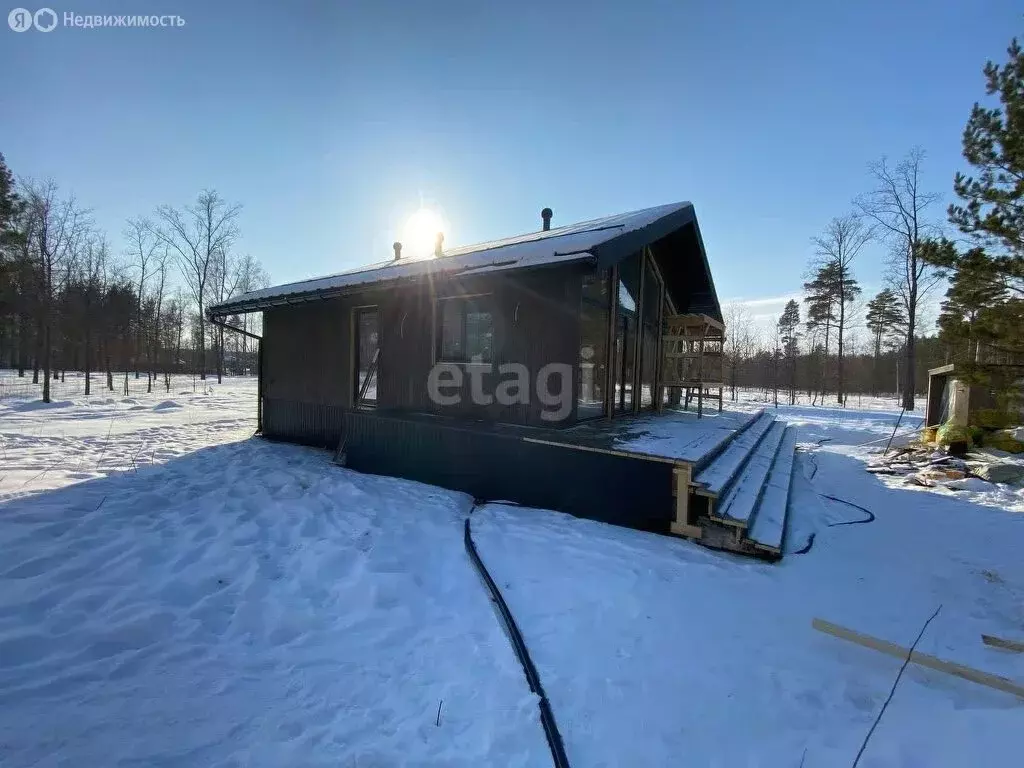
354;306;379;406
578;269;611;419
614;253;641;413
437;296;494;363
640;256;663;409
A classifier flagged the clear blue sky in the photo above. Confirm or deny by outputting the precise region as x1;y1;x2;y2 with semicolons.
2;0;1019;327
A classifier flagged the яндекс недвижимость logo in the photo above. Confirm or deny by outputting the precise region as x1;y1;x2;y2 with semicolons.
8;8;184;31
8;7;57;32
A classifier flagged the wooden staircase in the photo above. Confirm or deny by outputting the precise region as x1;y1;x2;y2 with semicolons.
670;410;796;560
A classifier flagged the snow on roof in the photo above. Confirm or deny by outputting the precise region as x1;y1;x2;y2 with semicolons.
209;201;693;316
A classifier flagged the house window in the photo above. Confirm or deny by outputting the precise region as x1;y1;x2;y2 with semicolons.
437;296;494;363
354;306;379;406
614;253;642;413
640;255;663;409
579;268;611;419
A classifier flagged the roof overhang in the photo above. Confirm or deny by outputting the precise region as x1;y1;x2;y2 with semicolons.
207;200;721;322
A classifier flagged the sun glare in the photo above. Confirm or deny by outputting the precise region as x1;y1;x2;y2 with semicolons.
403;208;447;258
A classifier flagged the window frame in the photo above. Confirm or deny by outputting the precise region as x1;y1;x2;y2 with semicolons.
577;267;614;421
435;293;496;364
352;304;380;408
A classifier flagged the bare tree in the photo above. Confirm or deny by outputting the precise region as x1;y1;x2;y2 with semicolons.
148;249;169;393
153;190;240;380
22;180;89;402
78;233;108;395
855;149;942;410
123;216;158;381
723;304;755;401
228;253;268;372
810;215;870;405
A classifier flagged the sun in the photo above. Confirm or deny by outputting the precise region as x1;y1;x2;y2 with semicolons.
402;208;447;258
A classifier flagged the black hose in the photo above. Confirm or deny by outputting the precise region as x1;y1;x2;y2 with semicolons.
793;532;816;555
791;494;874;557
463;514;570;768
820;494;875;526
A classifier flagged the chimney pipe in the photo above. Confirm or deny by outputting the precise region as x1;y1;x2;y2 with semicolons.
434;231;444;258
393;241;402;261
541;207;553;231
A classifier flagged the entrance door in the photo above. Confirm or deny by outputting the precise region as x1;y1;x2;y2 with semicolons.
354;306;379;406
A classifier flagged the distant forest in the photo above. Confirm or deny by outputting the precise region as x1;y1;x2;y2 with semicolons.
3;35;1023;412
722;35;1024;412
0;165;267;401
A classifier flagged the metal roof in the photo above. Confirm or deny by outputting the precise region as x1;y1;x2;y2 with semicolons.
208;201;716;318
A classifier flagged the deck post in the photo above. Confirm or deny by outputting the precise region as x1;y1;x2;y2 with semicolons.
696;321;706;417
670;464;701;538
257;339;263;433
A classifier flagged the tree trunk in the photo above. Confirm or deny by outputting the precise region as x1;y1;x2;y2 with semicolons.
836;302;845;406
84;326;92;396
217;325;224;384
822;323;830;402
902;317;916;411
872;332;881;397
17;312;28;376
198;314;206;380
41;319;51;403
32;317;40;384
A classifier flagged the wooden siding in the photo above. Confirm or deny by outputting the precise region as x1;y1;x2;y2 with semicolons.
261;264;585;439
263;300;351;407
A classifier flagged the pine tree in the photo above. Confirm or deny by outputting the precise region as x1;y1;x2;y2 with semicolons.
0;153;20;246
930;34;1024;378
777;299;800;405
811;215;867;405
937;247;1008;362
949;37;1024;286
865;288;905;395
804;260;860;403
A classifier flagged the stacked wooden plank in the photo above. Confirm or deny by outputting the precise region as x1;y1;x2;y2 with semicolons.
675;410;797;560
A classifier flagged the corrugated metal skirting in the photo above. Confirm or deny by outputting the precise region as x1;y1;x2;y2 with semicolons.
263;399;347;448
341;410;675;532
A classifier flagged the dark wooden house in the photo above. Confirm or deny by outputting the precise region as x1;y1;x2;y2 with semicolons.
209;201;720;442
204;202;785;550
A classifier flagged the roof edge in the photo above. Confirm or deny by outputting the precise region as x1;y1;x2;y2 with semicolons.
207;252;597;318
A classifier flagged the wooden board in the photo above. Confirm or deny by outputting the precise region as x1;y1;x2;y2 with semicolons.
982;634;1024;653
693;411;775;496
747;426;797;552
813;618;1024;699
670;521;703;539
711;422;787;527
673;465;692;528
521;436;679;465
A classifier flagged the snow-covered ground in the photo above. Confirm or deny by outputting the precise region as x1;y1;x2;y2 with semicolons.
1;382;1021;766
473;404;1024;766
729;385;921;415
0;374;258;499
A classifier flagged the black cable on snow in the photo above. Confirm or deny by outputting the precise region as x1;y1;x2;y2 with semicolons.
793;532;816;555
791;494;874;556
463;515;571;768
820;494;875;526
